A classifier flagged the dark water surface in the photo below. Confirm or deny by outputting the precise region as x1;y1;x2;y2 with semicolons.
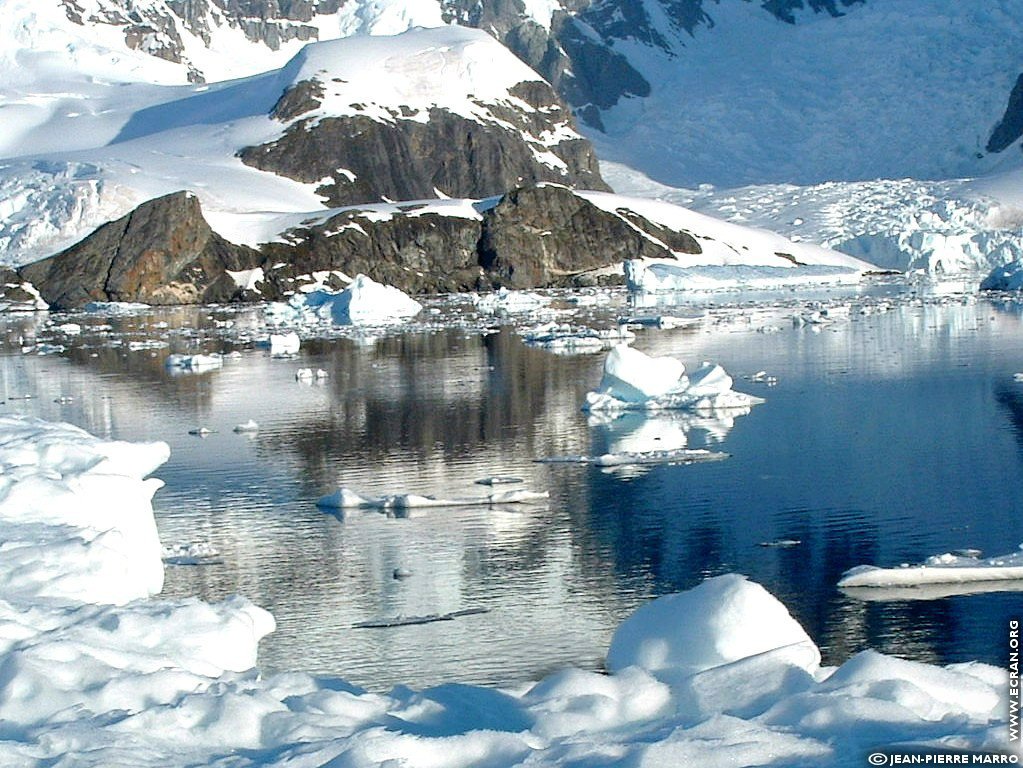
1;287;1021;690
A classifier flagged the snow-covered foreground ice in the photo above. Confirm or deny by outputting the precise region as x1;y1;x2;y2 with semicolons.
584;345;763;412
0;416;1013;765
840;546;1023;590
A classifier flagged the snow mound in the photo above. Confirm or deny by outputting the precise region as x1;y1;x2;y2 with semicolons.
606;574;821;684
584;345;762;412
839;546;1023;589
270;275;422;326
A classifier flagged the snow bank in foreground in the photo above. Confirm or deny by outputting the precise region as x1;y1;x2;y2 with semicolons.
839;546;1023;588
267;274;422;326
625;259;862;293
0;418;1011;766
584;345;763;412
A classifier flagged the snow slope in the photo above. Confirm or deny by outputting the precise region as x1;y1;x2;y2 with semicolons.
0;25;583;265
0;417;1010;766
593;0;1023;188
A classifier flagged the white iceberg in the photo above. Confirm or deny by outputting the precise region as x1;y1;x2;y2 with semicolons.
269;331;301;355
839;546;1023;589
316;486;549;510
274;274;423;326
584;345;763;412
624;259;862;293
165;353;223;371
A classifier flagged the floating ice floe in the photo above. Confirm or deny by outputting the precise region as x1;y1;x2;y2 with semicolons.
584;345;763;412
316;486;549;510
0;417;1011;765
625;259;862;293
473;287;551;314
537;448;729;467
269;331;301;355
620;313;703;330
82;301;151;313
521;322;636;354
232;419;259;433
838;546;1023;590
980;260;1023;291
165;353;223;371
269;274;423;326
162;542;224;566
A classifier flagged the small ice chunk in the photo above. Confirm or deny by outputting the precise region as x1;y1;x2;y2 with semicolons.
475;476;525;486
233;420;259;433
295;368;314;381
270;332;301;355
165;353;222;371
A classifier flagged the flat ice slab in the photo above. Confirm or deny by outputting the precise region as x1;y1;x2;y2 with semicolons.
839;547;1023;589
316;486;549;510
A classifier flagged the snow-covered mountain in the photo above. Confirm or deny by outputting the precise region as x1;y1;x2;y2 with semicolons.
3;0;1023;282
0;22;606;266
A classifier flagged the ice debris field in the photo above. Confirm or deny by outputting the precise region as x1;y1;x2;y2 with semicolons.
0;414;1013;766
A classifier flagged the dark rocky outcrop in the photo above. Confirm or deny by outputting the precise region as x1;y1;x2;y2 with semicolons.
478;185;695;287
238;85;609;207
987;73;1023;154
21;192;262;309
19;184;712;307
259;206;486;295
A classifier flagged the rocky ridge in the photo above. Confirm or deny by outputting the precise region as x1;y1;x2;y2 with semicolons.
15;185;718;309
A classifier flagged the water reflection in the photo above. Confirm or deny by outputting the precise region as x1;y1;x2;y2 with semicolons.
0;292;1020;690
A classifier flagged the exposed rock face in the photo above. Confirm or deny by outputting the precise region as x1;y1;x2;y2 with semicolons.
239;81;609;207
987;73;1023;154
478;185;696;287
259;207;485;295
19;185;711;306
20;192;262;309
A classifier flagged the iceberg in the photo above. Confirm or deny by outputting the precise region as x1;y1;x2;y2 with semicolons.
269;274;423;326
164;353;223;371
583;345;763;412
269;330;301;355
624;259;862;293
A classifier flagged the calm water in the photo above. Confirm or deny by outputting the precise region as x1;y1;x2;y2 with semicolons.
1;285;1022;691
